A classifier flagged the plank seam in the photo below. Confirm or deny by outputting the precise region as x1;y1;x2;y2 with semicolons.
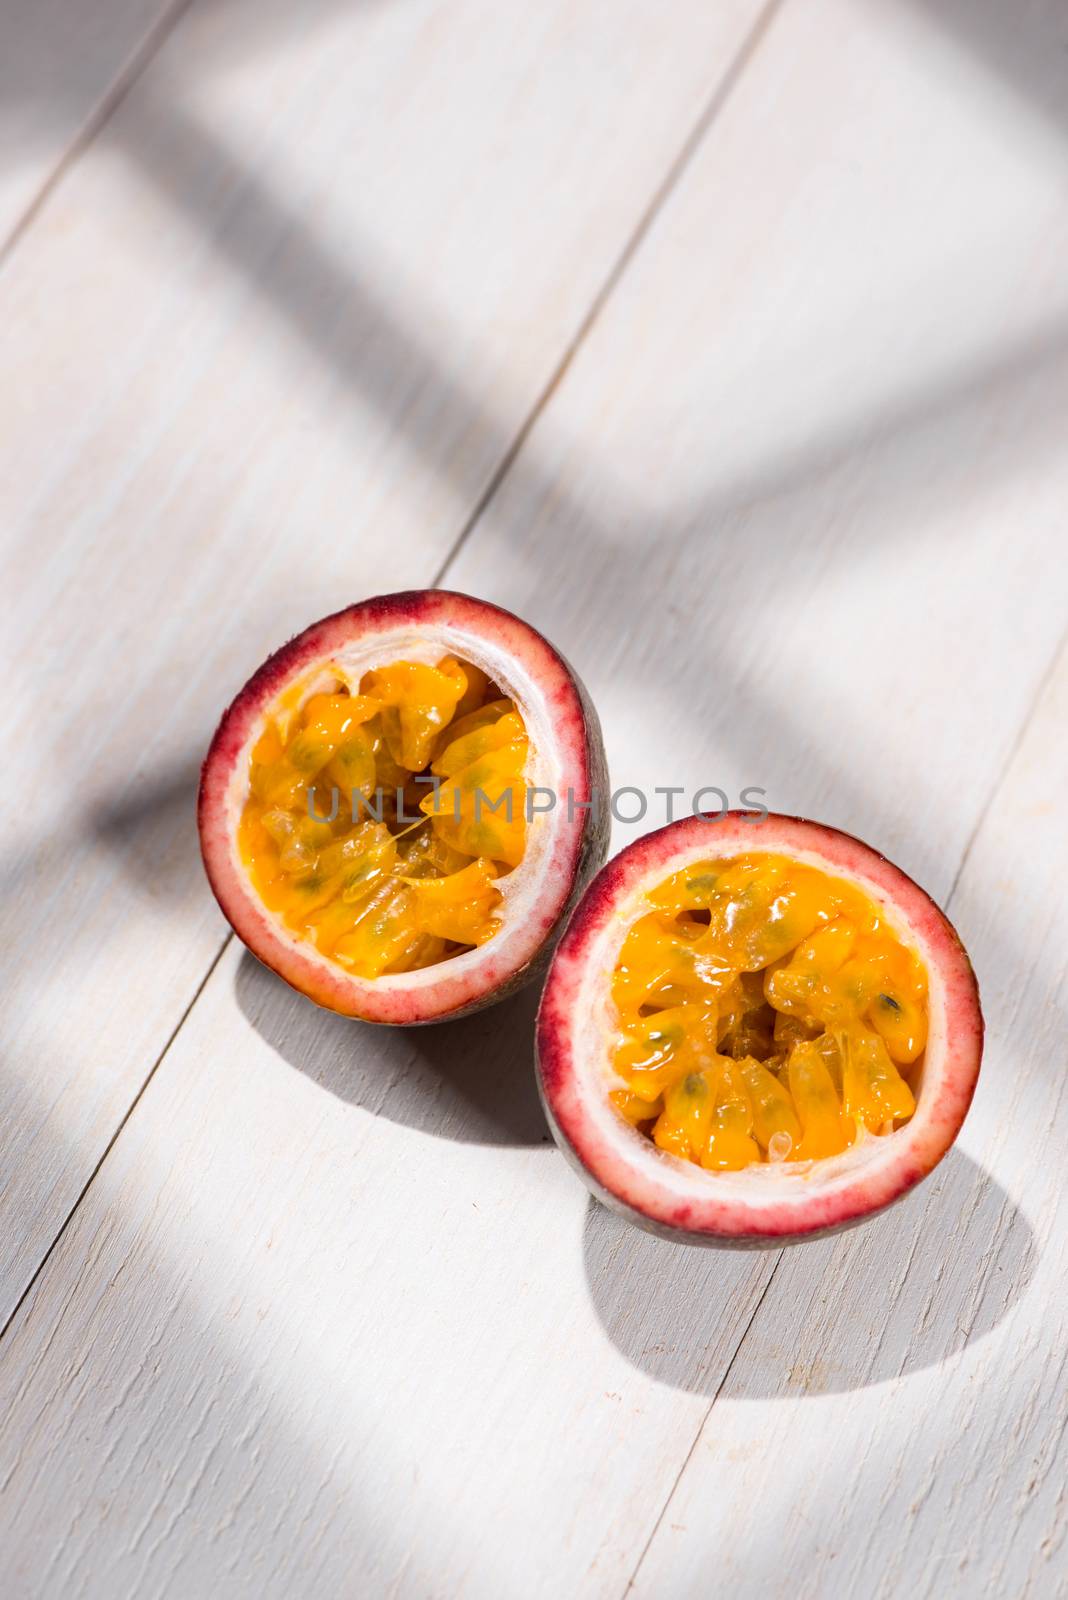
430;0;787;590
0;932;232;1350
943;617;1068;912
0;0;788;1384
620;1259;784;1597
620;613;1068;1588
0;0;790;1417
0;0;197;270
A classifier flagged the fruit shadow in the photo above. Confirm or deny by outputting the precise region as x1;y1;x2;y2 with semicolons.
235;949;549;1147
582;1145;1036;1397
89;761;203;902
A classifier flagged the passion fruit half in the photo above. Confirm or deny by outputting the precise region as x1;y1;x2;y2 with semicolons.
536;813;982;1246
199;591;608;1023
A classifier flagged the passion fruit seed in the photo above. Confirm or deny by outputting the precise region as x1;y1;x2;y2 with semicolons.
609;853;924;1170
238;654;530;979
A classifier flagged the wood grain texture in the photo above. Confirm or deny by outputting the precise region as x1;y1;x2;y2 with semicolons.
0;957;778;1598
0;0;764;1327
3;0;1068;1594
629;636;1068;1599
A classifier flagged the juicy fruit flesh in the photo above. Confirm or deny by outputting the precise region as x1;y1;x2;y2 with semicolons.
237;654;529;978
608;853;927;1170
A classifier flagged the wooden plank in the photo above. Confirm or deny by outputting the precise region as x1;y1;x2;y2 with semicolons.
446;0;1068;895
629;635;1068;1599
0;956;777;1598
441;6;1068;1585
0;0;767;1325
4;0;1067;1594
0;0;181;251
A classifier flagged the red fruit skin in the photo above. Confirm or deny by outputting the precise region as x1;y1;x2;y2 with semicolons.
536;813;983;1247
199;591;609;1024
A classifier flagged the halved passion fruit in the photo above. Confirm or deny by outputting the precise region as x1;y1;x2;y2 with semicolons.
536;814;982;1245
199;592;608;1022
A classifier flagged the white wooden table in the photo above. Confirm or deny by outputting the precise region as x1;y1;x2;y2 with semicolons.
3;1;1067;1594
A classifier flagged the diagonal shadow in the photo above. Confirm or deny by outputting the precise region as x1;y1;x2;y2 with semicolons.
901;0;1068;145
118;90;1068;592
0;0;379;133
78;58;1068;1139
0;9;1064;1586
6;0;1064;866
7;0;1068;1154
112;89;1068;826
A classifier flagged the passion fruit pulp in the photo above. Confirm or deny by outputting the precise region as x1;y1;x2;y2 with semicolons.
536;814;982;1246
199;592;609;1023
239;658;527;973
